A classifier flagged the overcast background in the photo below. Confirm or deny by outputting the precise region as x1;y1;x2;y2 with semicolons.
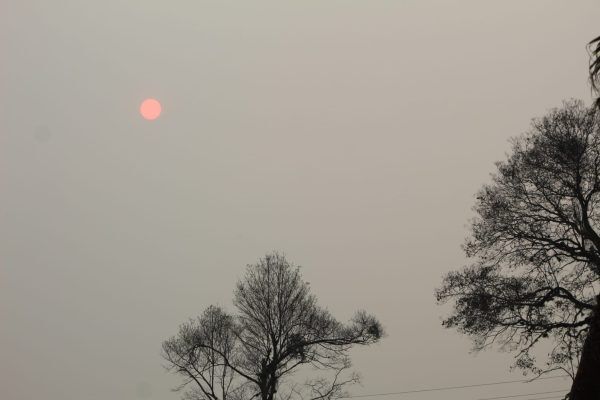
2;1;599;399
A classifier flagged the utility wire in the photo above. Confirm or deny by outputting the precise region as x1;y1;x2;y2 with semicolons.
341;375;569;399
522;397;566;400
477;390;567;400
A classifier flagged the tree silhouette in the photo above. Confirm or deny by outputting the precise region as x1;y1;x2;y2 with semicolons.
163;253;384;400
436;100;600;396
566;36;600;400
590;35;600;108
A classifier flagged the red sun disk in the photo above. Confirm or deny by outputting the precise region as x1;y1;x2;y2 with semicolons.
140;98;162;120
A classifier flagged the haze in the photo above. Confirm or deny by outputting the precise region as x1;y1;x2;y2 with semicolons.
1;1;599;399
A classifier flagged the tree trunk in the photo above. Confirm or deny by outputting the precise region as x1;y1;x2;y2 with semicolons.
570;295;600;399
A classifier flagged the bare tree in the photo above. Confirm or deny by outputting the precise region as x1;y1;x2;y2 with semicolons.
163;253;384;400
590;35;600;108
162;305;245;400
436;100;600;398
567;36;600;400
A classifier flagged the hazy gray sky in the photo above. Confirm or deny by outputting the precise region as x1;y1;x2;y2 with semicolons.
2;1;599;399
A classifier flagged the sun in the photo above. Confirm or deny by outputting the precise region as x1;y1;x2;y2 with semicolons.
140;98;162;120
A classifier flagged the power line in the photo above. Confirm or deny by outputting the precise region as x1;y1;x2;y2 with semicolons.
477;390;567;400
522;397;566;400
341;375;569;399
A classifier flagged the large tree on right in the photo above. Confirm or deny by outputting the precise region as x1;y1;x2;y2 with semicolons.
590;35;600;107
436;100;600;399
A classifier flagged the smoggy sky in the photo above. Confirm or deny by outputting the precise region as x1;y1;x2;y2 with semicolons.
1;1;599;399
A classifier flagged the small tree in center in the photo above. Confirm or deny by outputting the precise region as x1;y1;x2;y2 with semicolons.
163;253;384;400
